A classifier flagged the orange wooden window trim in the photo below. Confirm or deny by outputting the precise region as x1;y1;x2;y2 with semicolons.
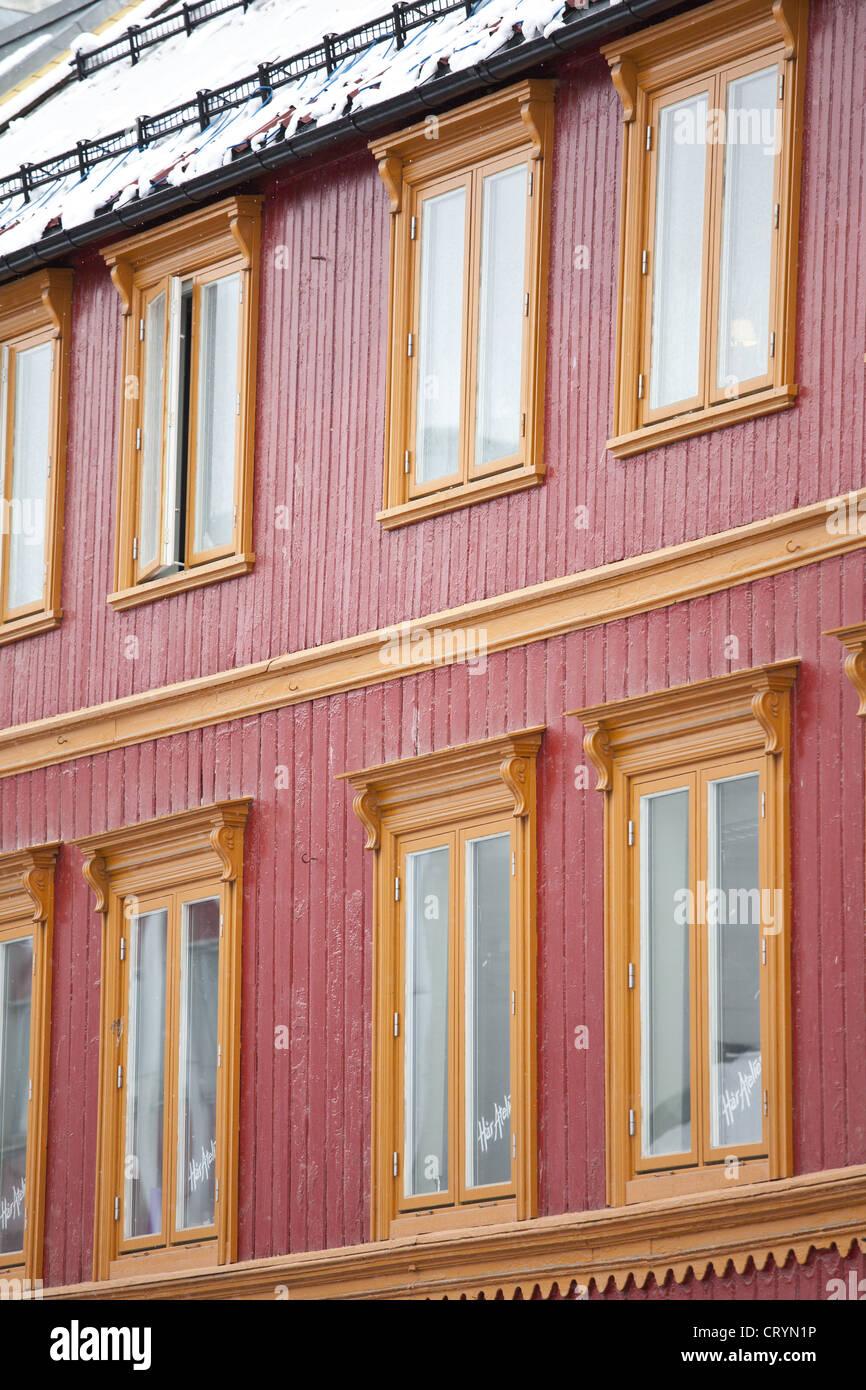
341;727;543;1242
0;841;59;1282
0;271;72;647
370;80;556;526
602;0;808;458
73;798;250;1283
102;196;261;607
570;658;798;1207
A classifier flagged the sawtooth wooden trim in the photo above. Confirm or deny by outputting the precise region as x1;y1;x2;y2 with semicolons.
0;487;862;778
39;1162;866;1300
0;841;59;1281
74;799;250;1283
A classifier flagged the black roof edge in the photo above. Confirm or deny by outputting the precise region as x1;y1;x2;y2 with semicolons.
0;0;690;283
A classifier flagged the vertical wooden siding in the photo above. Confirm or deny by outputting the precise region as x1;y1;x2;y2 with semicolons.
0;554;862;1286
0;0;864;732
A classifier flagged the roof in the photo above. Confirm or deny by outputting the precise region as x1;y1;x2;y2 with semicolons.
0;0;147;101
0;0;672;278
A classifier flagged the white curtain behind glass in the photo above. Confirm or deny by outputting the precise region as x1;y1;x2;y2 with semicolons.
194;275;239;554
415;188;465;484
474;164;526;469
8;343;51;610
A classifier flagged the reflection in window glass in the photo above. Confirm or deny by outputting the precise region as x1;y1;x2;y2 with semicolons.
649;92;708;411
0;938;32;1255
176;897;220;1231
415;188;465;484
194;275;239;555
717;67;777;389
8;344;51;611
708;774;762;1148
475;164;526;469
404;845;450;1198
124;909;167;1240
640;787;691;1157
465;833;511;1189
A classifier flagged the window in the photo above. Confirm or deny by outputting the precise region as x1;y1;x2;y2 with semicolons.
0;271;72;645
603;0;806;456
342;728;542;1239
370;80;555;527
74;799;249;1280
103;197;261;608
0;843;58;1282
573;660;797;1204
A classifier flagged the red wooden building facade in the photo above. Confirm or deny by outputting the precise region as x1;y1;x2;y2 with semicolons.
0;0;864;1299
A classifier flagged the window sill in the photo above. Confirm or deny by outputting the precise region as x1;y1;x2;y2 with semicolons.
626;1159;770;1205
0;608;61;647
607;385;798;459
390;1199;517;1239
377;468;543;529
108;1241;219;1280
108;553;254;611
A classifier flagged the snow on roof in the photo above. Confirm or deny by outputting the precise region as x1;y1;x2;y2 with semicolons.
0;0;609;264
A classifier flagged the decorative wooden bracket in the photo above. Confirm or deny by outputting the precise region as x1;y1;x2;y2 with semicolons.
376;156;403;215
109;260;134;317
41;278;70;336
519;98;547;157
20;847;60;923
229;211;258;266
771;0;801;60
751;686;786;753
827;622;866;717
607;56;637;123
81;852;110;914
209;810;246;881
499;753;533;816
353;789;381;851
582;723;614;792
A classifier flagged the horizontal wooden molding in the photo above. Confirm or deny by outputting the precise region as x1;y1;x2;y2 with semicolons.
40;1162;866;1300
1;489;865;780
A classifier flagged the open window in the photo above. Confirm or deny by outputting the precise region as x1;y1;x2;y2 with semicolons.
75;799;249;1280
0;843;58;1284
572;660;797;1205
370;80;555;527
603;0;807;456
343;728;542;1240
0;271;72;646
103;197;260;607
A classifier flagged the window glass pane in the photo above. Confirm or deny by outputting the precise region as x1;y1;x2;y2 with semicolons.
474;163;526;468
717;67;777;390
193;274;239;555
708;773;762;1148
124;908;167;1240
640;787;691;1157
649;92;708;411
415;187;465;484
7;343;51;611
465;833;511;1189
176;897;220;1231
404;844;449;1198
0;938;32;1255
139;292;166;573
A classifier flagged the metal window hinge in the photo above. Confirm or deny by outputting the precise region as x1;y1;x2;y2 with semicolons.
637;374;645;400
23;1207;27;1230
410;215;417;240
28;1077;32;1100
393;1011;399;1038
132;537;138;560
50;344;55;373
393;1151;399;1178
523;291;530;316
511;851;516;877
217;1043;222;1068
139;318;144;342
641;249;648;275
394;876;400;902
763;1090;769;1116
215;1178;220;1202
646;125;652;151
762;938;767;966
628;962;635;990
520;412;526;438
769;332;776;358
43;562;48;585
512;1134;517;1159
220;914;224;937
407;332;414;358
628;1108;635;1136
628;820;635;847
511;990;516;1016
114;1196;120;1222
778;73;784;101
403;450;410;474
773;203;780;229
762;792;767;819
136;427;141;451
233;505;238;528
239;280;245;304
528;169;534;196
117;1064;123;1089
235;393;240;416
120;936;126;961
